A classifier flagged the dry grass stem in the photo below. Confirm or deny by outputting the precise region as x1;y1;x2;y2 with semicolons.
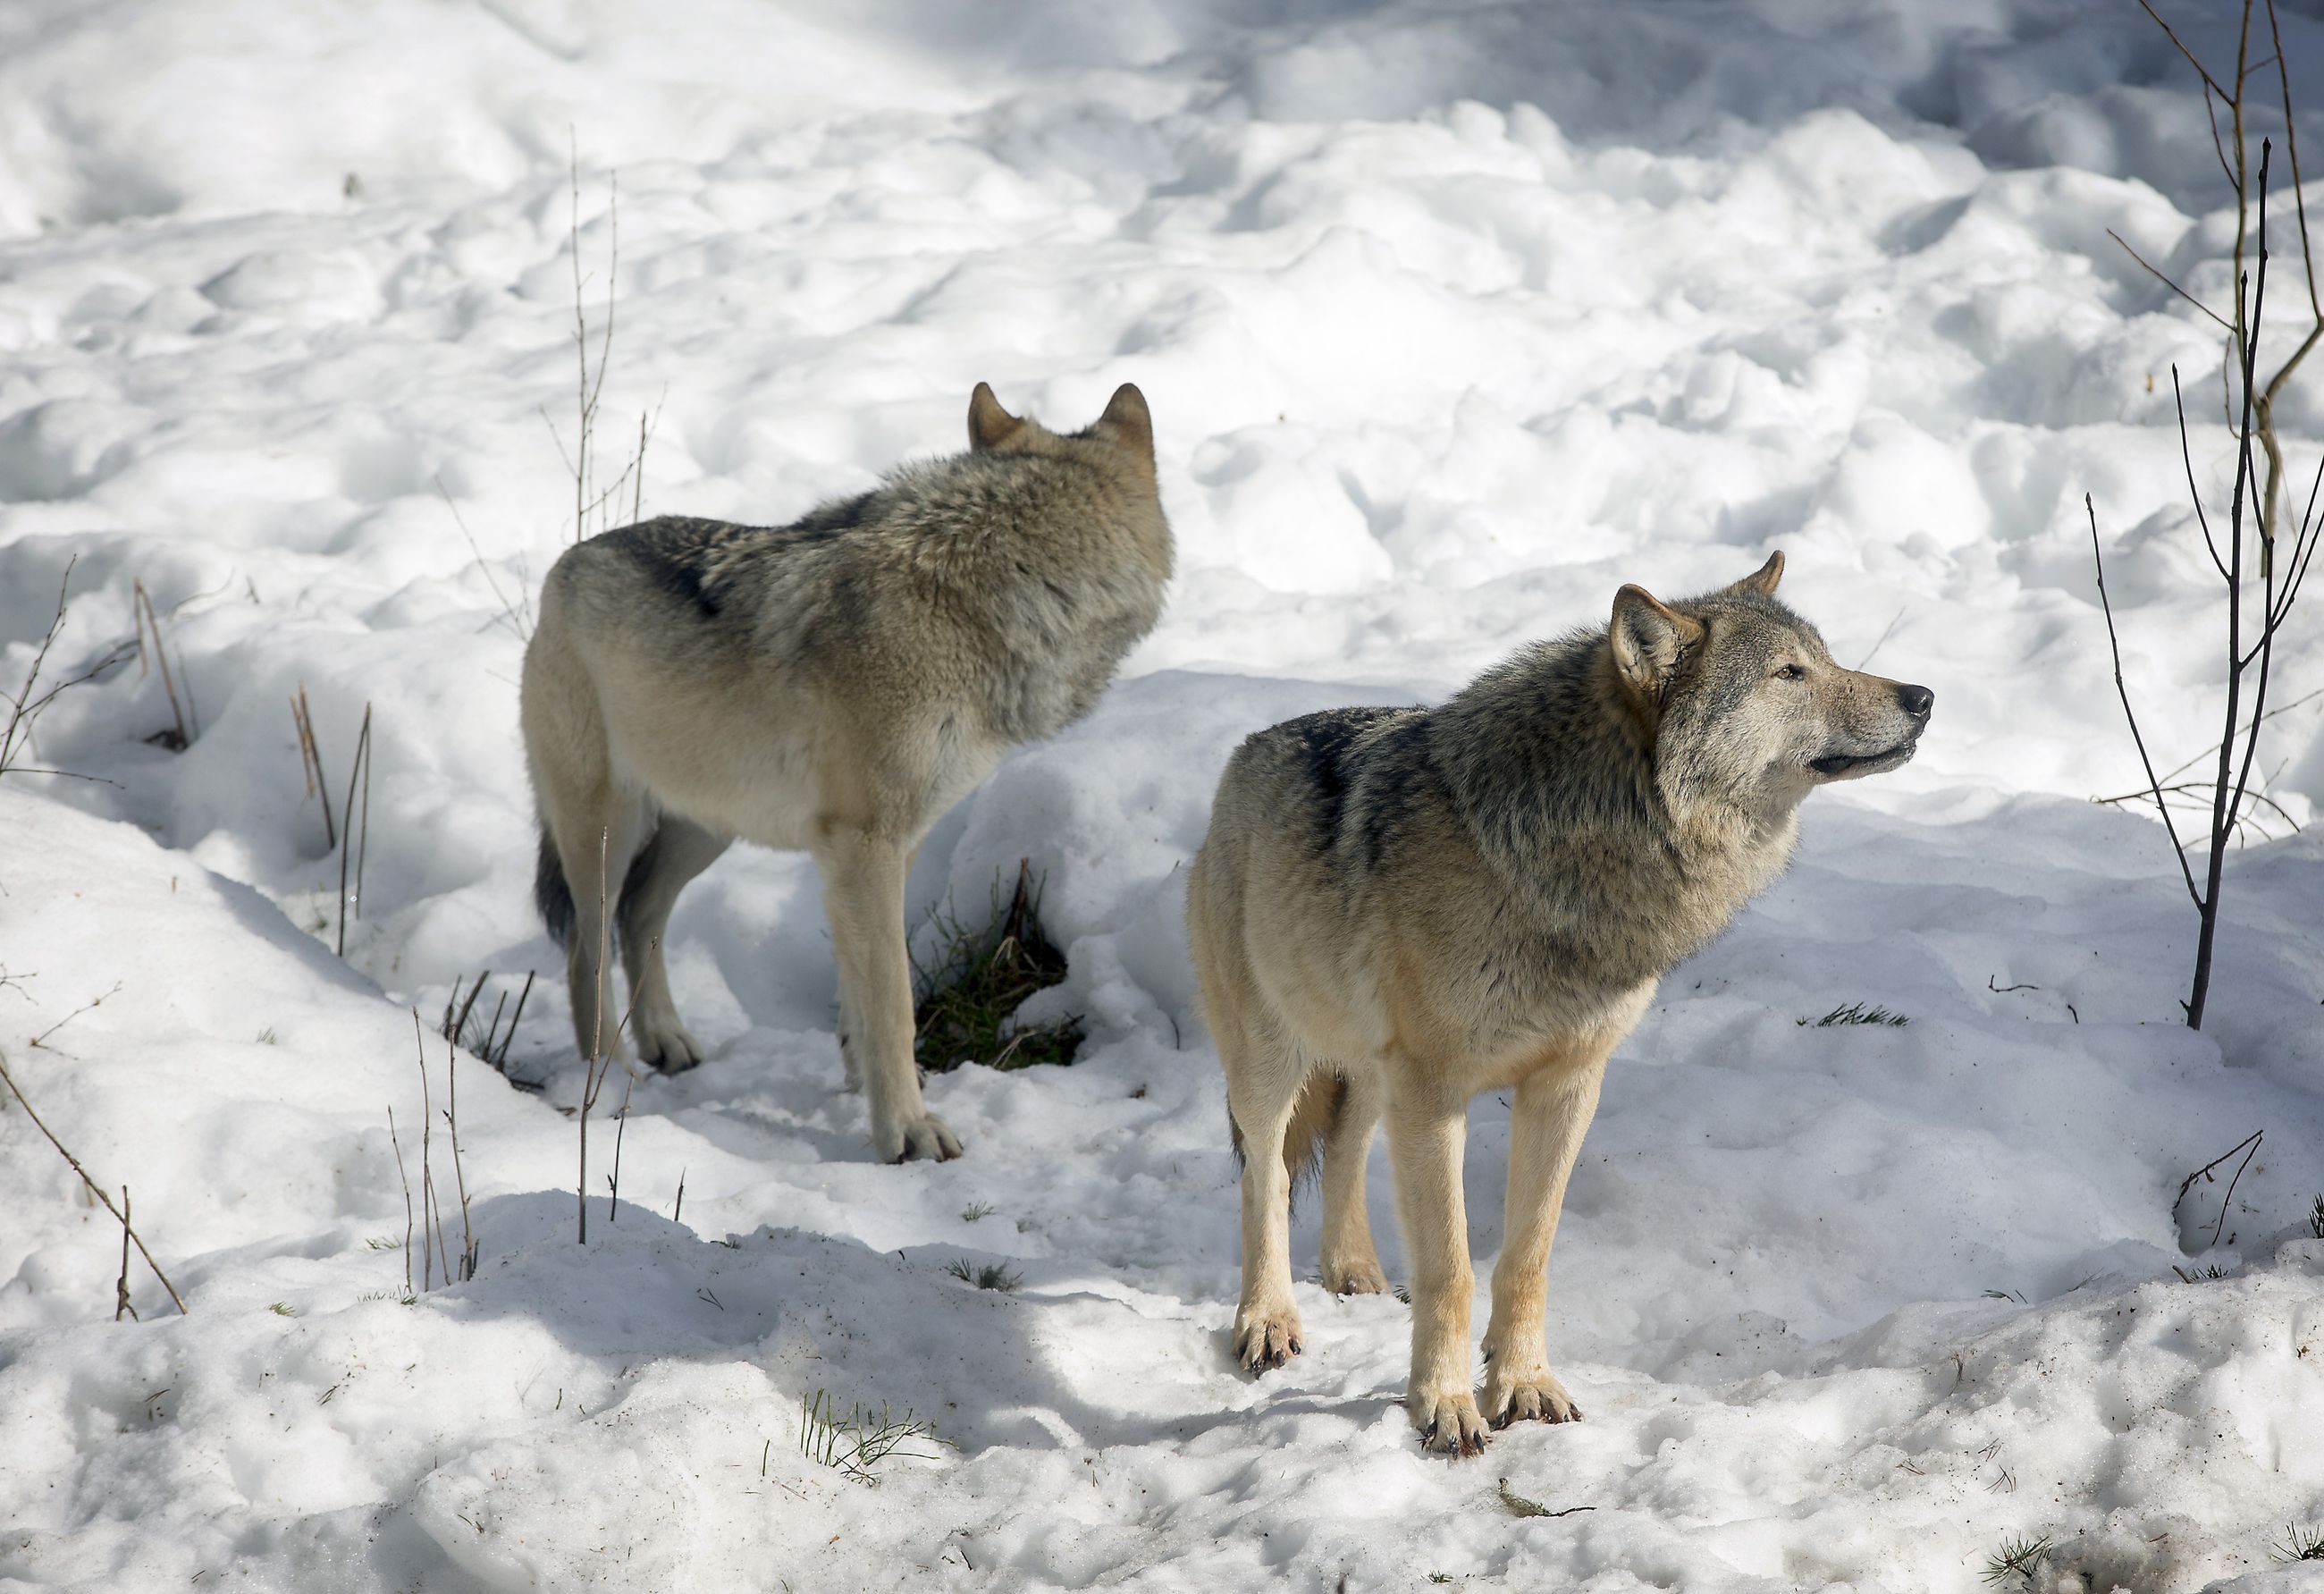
335;704;373;958
388;1103;415;1298
290;687;336;850
114;1185;137;1323
131;578;193;751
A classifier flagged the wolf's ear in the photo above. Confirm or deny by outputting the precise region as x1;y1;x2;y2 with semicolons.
1725;550;1784;597
1096;383;1154;466
1610;585;1704;698
967;382;1023;451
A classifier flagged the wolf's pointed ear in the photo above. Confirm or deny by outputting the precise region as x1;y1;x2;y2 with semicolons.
1097;383;1154;467
1610;585;1704;698
967;382;1023;451
1725;550;1784;597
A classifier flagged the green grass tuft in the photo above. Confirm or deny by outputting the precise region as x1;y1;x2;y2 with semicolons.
1981;1533;2051;1585
797;1388;951;1486
2272;1522;2324;1563
945;1257;1022;1292
913;860;1082;1075
1804;1001;1910;1028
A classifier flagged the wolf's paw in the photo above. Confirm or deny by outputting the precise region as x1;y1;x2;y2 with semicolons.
1482;1366;1583;1428
1320;1255;1389;1296
1234;1306;1303;1372
1409;1387;1490;1457
636;1019;705;1074
877;1110;964;1163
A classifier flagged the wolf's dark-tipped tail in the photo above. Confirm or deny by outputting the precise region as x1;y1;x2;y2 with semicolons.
535;826;575;950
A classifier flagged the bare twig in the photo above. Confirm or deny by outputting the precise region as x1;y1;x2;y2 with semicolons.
0;1048;187;1313
2110;229;2235;333
2098;684;2324;795
446;1030;476;1284
416;1011;442;1291
115;1185;137;1322
555;134;622;544
2092;36;2318;1027
30;980;123;1050
2135;0;2230;100
2174;368;2230;580
1853;605;1907;670
2087;495;2202;909
2185;146;2274;1029
580;825;611;1244
607;1071;635;1224
2210;1127;2261;1245
2173;1128;2262;1217
388;1104;414;1298
435;477;534;642
2;554;137;780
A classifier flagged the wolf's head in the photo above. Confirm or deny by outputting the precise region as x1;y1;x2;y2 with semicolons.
1609;552;1932;819
964;380;1156;485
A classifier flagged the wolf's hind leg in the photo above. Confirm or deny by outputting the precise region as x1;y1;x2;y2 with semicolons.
1480;1058;1606;1428
618;814;731;1073
816;826;961;1162
1225;1025;1309;1372
548;792;653;1067
1318;1066;1387;1295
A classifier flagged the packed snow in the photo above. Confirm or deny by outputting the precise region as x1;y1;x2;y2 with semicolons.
4;0;2323;1589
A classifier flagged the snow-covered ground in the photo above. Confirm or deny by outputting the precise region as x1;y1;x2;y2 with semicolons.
4;1;2324;1589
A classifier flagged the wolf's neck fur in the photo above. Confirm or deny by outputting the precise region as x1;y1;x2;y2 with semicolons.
1431;628;1798;987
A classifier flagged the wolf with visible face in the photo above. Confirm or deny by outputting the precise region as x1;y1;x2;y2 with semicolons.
523;383;1171;1161
1185;553;1930;1455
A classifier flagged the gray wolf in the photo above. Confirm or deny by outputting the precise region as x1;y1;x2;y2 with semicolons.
1184;553;1930;1454
522;383;1172;1161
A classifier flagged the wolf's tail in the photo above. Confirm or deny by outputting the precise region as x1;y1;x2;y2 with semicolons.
1227;1070;1345;1212
535;826;576;950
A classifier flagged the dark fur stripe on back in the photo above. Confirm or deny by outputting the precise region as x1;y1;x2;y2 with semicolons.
1277;707;1400;857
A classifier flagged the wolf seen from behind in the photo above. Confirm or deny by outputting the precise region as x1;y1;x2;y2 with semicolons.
523;383;1171;1161
1186;552;1930;1455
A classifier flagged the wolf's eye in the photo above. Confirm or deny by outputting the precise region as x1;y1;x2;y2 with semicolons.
1772;663;1806;682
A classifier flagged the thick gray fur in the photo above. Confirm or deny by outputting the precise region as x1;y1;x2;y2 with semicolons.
1186;552;1932;1454
523;382;1171;1162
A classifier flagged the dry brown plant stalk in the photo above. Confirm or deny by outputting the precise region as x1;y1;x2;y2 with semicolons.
131;578;192;750
446;1031;477;1282
114;1185;137;1323
388;1104;415;1298
335;704;373;958
290;687;336;850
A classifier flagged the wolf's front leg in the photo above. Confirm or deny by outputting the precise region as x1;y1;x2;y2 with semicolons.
1385;1082;1486;1455
817;829;962;1162
1480;1061;1605;1427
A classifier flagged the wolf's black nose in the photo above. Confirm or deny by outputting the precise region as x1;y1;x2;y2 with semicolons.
1895;683;1933;719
